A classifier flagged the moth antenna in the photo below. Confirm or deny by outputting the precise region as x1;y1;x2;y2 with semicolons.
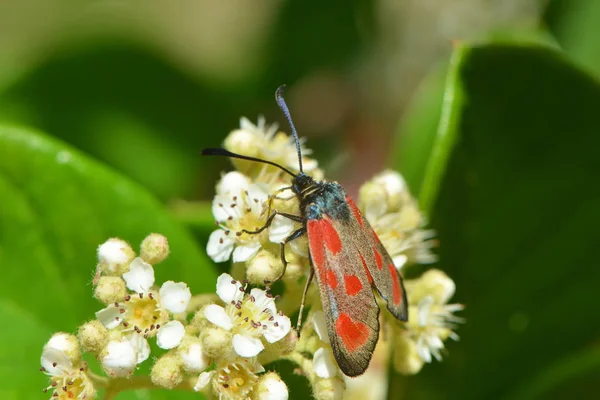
275;85;304;173
201;148;297;178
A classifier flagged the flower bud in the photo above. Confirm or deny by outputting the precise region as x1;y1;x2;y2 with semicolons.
313;377;345;400
78;320;109;354
44;333;81;364
151;352;184;389
200;326;233;359
246;249;283;285
94;276;127;304
253;372;288;400
393;335;424;375
97;238;135;276
100;339;137;377
140;233;170;264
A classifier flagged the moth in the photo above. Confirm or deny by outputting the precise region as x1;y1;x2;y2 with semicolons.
203;86;408;377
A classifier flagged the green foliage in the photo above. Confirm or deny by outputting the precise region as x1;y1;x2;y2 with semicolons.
0;127;215;399
394;43;600;399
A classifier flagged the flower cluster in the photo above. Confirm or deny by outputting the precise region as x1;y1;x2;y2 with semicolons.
204;117;463;399
40;116;463;400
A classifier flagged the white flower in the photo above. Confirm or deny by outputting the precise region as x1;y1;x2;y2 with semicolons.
40;335;95;399
311;311;339;378
224;116;318;175
359;170;438;269
404;270;464;364
208;183;267;263
95;258;191;362
204;273;291;358
194;357;264;399
207;183;294;264
101;339;137;377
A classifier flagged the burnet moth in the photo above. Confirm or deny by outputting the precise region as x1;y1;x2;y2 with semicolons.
202;85;408;377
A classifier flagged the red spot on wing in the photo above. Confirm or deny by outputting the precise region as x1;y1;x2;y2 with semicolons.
346;197;364;228
344;275;362;296
327;269;338;289
335;313;370;352
388;263;402;306
358;252;374;284
321;218;342;255
374;249;383;270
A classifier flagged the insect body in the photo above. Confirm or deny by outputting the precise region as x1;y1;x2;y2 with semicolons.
203;86;408;377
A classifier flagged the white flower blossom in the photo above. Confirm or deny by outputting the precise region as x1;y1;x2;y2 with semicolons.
204;273;291;358
311;311;339;379
95;257;191;363
40;335;95;399
359;170;437;269
194;357;264;400
207;183;294;263
225;116;317;175
404;270;464;364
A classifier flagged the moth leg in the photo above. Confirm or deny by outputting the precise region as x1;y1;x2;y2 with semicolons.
265;185;294;216
274;227;305;282
296;266;315;335
240;211;303;236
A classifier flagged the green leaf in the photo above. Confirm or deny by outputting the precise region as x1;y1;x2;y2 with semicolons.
0;126;215;399
398;44;600;399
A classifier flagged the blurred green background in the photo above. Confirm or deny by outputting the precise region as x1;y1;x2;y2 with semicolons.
2;0;600;399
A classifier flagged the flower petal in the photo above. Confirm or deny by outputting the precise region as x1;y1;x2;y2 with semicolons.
101;339;137;377
232;334;264;357
207;230;235;263
157;320;186;349
249;288;276;313
204;304;233;331
312;311;329;343
194;371;215;392
232;242;261;263
97;238;132;265
122;257;155;293
313;347;338;378
246;184;268;216
216;273;244;303
125;333;150;364
263;314;291;344
212;194;235;222
159;281;191;313
95;306;123;329
180;341;210;373
216;171;250;195
41;347;72;376
268;214;294;243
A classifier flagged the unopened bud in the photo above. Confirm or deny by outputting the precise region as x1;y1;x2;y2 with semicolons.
78;320;109;354
140;233;170;264
151;352;184;389
200;326;233;359
94;276;127;304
